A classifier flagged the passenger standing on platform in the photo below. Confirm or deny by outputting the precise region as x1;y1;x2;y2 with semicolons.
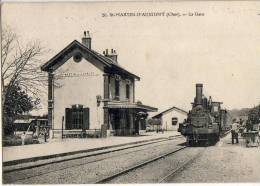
231;119;239;144
21;132;26;145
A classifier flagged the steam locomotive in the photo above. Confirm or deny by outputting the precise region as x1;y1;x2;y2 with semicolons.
178;84;230;145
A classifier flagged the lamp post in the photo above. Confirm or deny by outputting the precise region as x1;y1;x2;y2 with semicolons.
62;116;64;139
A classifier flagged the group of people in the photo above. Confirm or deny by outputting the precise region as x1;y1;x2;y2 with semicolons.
231;118;260;145
20;124;49;145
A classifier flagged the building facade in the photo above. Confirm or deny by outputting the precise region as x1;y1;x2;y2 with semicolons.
41;31;157;138
152;106;188;131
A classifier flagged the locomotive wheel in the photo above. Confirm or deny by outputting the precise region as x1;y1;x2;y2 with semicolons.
204;134;210;146
217;134;220;141
186;136;194;146
211;134;219;144
186;136;191;146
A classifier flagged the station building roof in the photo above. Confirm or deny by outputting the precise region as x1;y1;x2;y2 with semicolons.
41;40;140;80
152;106;188;119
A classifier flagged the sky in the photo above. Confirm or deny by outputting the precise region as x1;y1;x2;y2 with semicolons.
2;1;260;115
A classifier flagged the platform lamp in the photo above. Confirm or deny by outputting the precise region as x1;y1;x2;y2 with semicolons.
96;95;102;107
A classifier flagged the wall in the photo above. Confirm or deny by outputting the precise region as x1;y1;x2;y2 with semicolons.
53;56;104;134
161;110;187;131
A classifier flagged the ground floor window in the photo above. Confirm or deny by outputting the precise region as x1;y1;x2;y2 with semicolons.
72;108;83;129
65;105;89;130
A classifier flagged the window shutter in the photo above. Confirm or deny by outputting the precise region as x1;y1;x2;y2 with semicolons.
65;108;71;130
83;108;89;130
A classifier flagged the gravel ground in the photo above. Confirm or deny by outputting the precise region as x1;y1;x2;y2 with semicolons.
106;147;204;183
169;134;260;183
7;133;257;184
3;137;185;184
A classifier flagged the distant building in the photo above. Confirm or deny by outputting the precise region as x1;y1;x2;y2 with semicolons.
41;31;157;138
14;115;48;131
152;106;188;131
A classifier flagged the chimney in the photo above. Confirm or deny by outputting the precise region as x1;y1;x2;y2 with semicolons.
82;31;91;49
195;83;203;105
103;48;118;63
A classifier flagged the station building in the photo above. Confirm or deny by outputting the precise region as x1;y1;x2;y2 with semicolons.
41;31;157;138
152;106;188;131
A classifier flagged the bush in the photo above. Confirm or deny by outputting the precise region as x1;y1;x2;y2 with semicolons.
3;135;39;147
3;124;15;136
86;131;101;138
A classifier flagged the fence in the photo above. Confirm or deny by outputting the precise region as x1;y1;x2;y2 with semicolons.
52;129;101;138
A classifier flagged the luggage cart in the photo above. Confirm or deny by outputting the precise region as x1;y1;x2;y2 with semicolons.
243;131;259;147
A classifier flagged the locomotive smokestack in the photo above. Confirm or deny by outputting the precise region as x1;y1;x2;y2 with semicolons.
195;83;203;105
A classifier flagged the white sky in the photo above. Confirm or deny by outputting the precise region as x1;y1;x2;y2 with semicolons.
2;1;260;115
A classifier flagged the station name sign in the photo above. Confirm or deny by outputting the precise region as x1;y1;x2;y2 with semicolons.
55;72;99;78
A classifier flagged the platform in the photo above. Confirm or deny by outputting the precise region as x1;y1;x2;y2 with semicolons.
3;131;180;164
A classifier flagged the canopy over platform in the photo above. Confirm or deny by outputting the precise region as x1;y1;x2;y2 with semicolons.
104;102;157;112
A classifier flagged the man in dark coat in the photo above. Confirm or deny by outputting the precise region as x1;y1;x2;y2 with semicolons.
231;119;239;144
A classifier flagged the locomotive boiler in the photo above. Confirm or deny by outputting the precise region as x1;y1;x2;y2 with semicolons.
178;84;229;145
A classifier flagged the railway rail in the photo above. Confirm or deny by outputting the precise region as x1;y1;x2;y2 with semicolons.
4;135;184;183
158;148;205;183
95;146;188;183
4;135;183;173
95;146;206;184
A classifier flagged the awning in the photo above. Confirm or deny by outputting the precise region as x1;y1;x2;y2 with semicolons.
14;119;33;124
104;102;157;112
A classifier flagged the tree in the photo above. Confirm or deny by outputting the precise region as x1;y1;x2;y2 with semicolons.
147;118;162;131
147;118;161;125
1;27;47;135
248;104;260;124
3;84;37;135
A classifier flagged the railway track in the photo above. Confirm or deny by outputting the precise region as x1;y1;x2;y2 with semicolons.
95;146;206;184
158;148;205;183
4;135;185;183
4;135;183;173
95;146;188;183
